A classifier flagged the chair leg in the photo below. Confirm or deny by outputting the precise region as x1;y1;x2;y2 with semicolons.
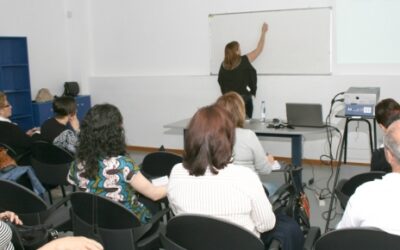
48;190;53;204
61;185;66;197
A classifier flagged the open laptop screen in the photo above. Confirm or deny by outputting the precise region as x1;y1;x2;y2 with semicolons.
286;103;325;128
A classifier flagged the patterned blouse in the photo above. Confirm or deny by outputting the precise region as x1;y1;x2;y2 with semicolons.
68;156;152;224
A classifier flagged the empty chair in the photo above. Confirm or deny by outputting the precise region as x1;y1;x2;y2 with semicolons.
140;151;182;179
335;171;385;209
0;179;71;231
30;141;74;204
70;192;168;250
314;227;400;250
161;214;265;250
139;151;182;216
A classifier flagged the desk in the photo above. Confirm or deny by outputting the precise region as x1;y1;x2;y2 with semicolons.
335;112;377;163
165;119;329;167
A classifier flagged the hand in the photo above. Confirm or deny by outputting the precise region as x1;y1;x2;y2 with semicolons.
261;22;268;33
26;127;40;136
0;211;23;225
38;236;103;250
266;153;275;164
69;114;80;132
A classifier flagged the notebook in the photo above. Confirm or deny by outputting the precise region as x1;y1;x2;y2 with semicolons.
286;103;326;128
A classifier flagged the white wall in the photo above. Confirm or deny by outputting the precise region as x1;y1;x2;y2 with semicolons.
87;0;400;163
1;0;399;163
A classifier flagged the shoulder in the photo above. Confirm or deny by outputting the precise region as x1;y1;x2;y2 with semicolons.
222;163;259;180
236;128;257;140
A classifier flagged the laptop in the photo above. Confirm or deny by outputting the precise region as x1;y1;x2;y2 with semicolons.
286;103;326;128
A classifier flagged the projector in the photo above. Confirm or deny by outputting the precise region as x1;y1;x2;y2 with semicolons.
344;87;380;116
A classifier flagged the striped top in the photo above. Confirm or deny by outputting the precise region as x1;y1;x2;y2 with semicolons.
168;163;276;237
0;221;14;250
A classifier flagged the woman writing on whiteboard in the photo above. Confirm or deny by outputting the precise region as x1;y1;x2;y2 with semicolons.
218;22;268;119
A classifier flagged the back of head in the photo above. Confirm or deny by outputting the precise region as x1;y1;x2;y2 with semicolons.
384;120;400;169
223;41;241;70
77;103;126;178
215;91;246;128
53;96;77;118
183;105;235;176
375;98;400;128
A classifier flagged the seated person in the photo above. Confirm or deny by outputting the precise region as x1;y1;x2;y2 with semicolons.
0;91;37;161
168;105;304;250
215;92;277;194
371;98;400;172
68;104;166;224
40;96;80;154
0;211;103;250
337;119;400;235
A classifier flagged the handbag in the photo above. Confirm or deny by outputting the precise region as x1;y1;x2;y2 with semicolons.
63;81;80;97
0;147;17;170
6;222;58;250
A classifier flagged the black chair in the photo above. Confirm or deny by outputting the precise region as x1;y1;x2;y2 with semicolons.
161;214;265;250
314;227;400;250
70;192;168;250
30;141;74;204
140;151;182;179
139;151;182;216
0;179;71;231
335;171;385;209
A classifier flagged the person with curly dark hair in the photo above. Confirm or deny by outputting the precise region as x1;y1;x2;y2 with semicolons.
68;103;166;224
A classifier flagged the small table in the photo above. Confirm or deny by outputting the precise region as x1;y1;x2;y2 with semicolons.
164;118;329;167
335;111;377;163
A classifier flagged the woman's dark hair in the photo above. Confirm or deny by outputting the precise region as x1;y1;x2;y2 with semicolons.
223;41;241;70
77;103;126;179
53;96;77;118
183;105;235;176
375;98;400;128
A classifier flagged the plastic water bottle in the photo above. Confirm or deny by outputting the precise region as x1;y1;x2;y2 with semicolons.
260;100;266;122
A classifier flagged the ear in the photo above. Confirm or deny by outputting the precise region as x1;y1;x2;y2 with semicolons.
384;147;395;166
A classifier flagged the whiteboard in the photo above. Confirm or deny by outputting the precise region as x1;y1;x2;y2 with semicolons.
209;8;332;75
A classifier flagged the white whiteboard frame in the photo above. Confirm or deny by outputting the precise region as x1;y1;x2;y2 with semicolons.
209;7;332;76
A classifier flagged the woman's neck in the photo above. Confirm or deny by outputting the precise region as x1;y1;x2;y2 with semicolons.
55;116;69;125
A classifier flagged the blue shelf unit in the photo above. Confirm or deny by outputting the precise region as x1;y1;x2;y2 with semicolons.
0;37;34;131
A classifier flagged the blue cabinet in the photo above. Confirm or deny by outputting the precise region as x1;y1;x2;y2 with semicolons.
32;95;91;127
0;37;33;131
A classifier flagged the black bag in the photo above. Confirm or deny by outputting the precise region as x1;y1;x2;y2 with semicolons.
63;81;80;97
6;222;59;250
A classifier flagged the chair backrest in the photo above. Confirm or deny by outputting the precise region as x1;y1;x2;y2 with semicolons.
70;192;143;250
0;179;48;225
141;151;182;178
165;214;264;250
314;228;400;250
335;171;385;208
31;141;74;164
30;141;74;186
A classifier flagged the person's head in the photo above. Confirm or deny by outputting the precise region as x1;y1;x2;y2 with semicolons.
0;91;12;118
384;120;400;172
223;41;241;70
183;105;235;176
375;98;400;130
215;91;246;128
77;103;126;179
53;96;77;119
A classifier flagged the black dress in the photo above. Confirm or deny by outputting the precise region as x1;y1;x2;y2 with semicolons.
218;56;257;118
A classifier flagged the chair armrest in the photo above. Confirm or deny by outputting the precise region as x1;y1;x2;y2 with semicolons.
133;207;170;241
